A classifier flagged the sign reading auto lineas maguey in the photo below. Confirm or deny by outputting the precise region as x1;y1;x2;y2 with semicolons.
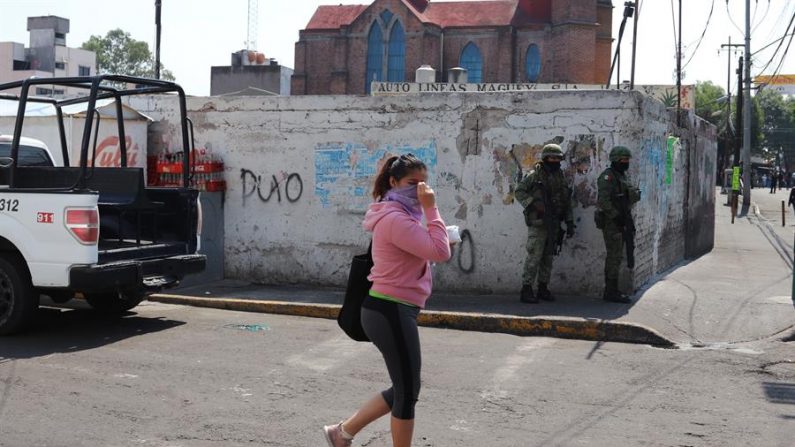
370;82;696;109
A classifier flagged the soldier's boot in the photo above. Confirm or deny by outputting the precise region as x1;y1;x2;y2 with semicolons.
536;282;555;301
603;278;631;303
520;284;538;303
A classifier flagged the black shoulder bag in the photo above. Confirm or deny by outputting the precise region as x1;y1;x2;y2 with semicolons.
337;241;372;342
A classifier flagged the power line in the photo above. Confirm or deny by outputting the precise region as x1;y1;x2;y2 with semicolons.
754;11;795;78
754;32;795;56
751;0;771;34
683;0;716;70
725;0;745;35
670;0;679;54
761;29;795;91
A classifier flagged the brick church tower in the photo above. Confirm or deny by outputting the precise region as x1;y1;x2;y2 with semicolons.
292;0;613;95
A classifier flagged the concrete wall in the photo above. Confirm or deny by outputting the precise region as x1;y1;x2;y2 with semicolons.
129;90;716;294
210;65;292;96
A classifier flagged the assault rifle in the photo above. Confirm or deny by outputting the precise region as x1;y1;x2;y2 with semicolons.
613;184;636;269
539;176;566;256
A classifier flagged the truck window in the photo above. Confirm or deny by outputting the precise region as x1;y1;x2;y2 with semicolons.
0;143;54;167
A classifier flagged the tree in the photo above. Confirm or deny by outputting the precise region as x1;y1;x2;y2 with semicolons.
695;81;727;129
82;29;174;81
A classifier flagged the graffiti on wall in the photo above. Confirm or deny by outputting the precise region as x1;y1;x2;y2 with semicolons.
492;135;606;208
90;136;140;167
314;141;438;210
241;169;304;205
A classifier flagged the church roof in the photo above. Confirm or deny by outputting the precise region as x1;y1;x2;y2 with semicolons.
305;4;369;30
304;0;543;31
423;1;522;27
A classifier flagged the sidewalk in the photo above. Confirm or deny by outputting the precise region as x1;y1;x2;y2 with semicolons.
152;189;795;348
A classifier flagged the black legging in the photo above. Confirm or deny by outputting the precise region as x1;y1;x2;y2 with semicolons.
361;296;421;420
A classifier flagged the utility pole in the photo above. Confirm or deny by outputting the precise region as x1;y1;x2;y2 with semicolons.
736;58;743;170
742;0;752;210
630;0;640;89
676;0;682;127
721;38;744;162
606;2;635;88
155;0;162;79
732;56;743;222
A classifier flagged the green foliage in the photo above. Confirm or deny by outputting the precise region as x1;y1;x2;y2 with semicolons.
754;88;795;162
695;81;727;129
660;89;678;108
81;29;175;81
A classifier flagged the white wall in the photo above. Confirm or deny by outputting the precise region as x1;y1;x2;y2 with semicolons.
129;90;716;294
0;115;147;169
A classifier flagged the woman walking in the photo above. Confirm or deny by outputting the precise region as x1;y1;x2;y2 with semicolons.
323;154;451;447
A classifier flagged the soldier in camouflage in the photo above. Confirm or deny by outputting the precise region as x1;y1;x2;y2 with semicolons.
514;144;575;303
596;146;641;303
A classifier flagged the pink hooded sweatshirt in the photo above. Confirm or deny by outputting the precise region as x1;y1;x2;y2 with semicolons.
362;201;452;308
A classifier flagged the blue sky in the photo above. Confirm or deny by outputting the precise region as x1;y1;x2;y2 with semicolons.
1;0;792;96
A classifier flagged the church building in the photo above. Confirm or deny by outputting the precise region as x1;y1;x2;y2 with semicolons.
291;0;614;95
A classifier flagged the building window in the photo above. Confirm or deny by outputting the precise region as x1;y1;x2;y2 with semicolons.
53;89;65;96
387;21;405;82
79;65;91;76
526;44;541;83
380;9;393;25
365;23;384;94
13;60;30;70
459;43;483;83
55;62;65;70
35;88;53;96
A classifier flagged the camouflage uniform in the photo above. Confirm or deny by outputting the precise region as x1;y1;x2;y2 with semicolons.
596;146;641;302
515;144;574;303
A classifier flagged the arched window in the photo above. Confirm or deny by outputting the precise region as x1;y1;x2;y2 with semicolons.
387;21;405;82
365;23;384;93
459;42;483;83
525;44;541;83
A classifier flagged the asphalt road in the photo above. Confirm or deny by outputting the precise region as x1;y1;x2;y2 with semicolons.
1;301;793;447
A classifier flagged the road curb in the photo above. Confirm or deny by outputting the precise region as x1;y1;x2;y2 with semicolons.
149;294;677;348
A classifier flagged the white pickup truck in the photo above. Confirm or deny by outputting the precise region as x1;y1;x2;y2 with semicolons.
0;75;205;335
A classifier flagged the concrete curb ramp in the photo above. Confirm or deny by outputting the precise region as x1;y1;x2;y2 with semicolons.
149;294;676;348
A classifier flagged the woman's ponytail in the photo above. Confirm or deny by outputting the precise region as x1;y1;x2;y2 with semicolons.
372;156;399;201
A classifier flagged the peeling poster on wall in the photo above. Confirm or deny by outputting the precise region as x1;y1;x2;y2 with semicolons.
314;142;437;210
666;136;679;185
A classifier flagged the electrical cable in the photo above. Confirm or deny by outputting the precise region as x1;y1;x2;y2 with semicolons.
671;0;679;54
726;0;746;35
754;11;795;81
751;0;771;34
759;29;795;93
683;0;716;70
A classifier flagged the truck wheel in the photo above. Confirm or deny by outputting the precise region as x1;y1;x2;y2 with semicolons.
84;290;146;313
0;253;38;335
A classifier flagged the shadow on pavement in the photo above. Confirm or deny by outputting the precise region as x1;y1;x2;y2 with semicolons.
174;280;633;321
764;382;795;406
0;305;185;361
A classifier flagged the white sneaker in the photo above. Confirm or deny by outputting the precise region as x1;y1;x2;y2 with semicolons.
323;422;353;447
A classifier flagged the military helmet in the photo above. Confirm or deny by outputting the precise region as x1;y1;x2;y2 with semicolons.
541;144;564;159
609;145;632;162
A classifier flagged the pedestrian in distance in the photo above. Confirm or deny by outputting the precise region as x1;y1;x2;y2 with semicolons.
770;172;778;194
514;143;575;304
789;186;795;217
323;154;451;447
595;146;641;303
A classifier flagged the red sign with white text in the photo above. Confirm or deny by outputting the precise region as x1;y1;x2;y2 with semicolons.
37;212;54;224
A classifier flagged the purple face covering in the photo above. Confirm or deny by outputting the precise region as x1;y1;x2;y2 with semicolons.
384;185;423;221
